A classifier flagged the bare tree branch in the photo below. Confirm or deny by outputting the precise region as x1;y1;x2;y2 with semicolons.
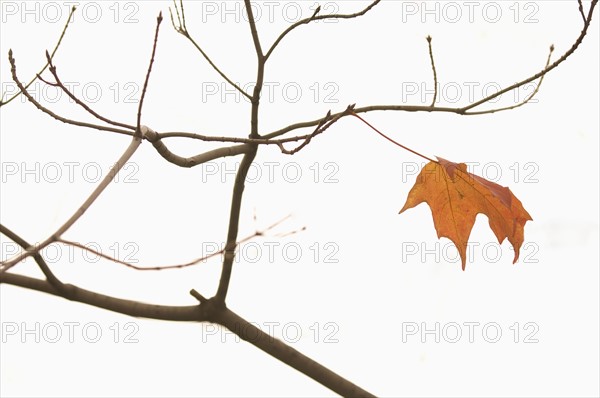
0;133;143;272
0;272;207;321
262;0;597;137
462;0;597;112
465;45;555;116
57;215;298;271
169;0;251;100
426;35;438;107
148;138;251;167
38;51;136;130
244;0;265;139
0;6;76;107
214;306;377;397
578;0;587;22
214;146;257;304
0;224;70;296
137;12;164;136
265;0;381;60
8;50;134;136
214;0;267;305
0;271;376;396
2;1;596;396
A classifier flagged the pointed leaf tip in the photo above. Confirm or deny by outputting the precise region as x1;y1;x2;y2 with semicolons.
400;158;531;269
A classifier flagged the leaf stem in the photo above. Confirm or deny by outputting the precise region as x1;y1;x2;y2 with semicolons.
352;113;435;163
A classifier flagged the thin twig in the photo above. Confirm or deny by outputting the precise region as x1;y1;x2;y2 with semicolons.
214;0;267;305
277;105;356;155
244;0;265;139
189;289;207;303
462;0;597;113
137;12;164;136
265;0;381;60
39;51;136;130
578;0;587;23
172;0;184;29
426;35;438;107
352;112;435;163
0;272;207;321
465;45;555;115
0;224;70;296
170;0;251;100
262;1;597;137
1;6;76;107
8;50;134;137
56;215;295;271
1;135;143;271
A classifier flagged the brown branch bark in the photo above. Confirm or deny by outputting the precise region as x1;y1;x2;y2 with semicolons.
0;273;376;396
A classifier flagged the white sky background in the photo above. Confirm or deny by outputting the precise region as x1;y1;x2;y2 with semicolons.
0;1;598;397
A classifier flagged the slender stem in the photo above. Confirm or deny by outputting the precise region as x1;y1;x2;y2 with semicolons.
170;0;251;100
57;215;292;271
265;0;381;60
578;0;587;23
137;12;163;135
464;45;554;116
245;0;265;139
41;52;135;130
426;35;438;107
0;224;68;295
0;272;206;321
9;50;133;136
1;137;143;271
463;0;597;112
352;113;435;163
215;0;266;304
214;147;257;303
179;33;252;100
1;6;76;107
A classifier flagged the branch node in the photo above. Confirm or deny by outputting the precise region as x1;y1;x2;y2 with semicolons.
190;289;208;303
311;6;321;19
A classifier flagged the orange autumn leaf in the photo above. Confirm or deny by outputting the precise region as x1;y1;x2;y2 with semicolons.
399;157;533;270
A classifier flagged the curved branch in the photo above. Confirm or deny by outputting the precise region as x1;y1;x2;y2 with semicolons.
214;146;258;304
1;6;76;107
1;134;143;271
0;272;206;321
244;0;265;139
38;52;136;131
0;224;69;296
170;0;251;100
150;138;250;167
215;306;377;397
8;50;134;136
263;104;462;139
426;36;438;107
137;12;164;135
463;0;597;112
1;272;375;396
465;45;555;116
56;215;293;271
262;0;597;137
265;0;381;60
